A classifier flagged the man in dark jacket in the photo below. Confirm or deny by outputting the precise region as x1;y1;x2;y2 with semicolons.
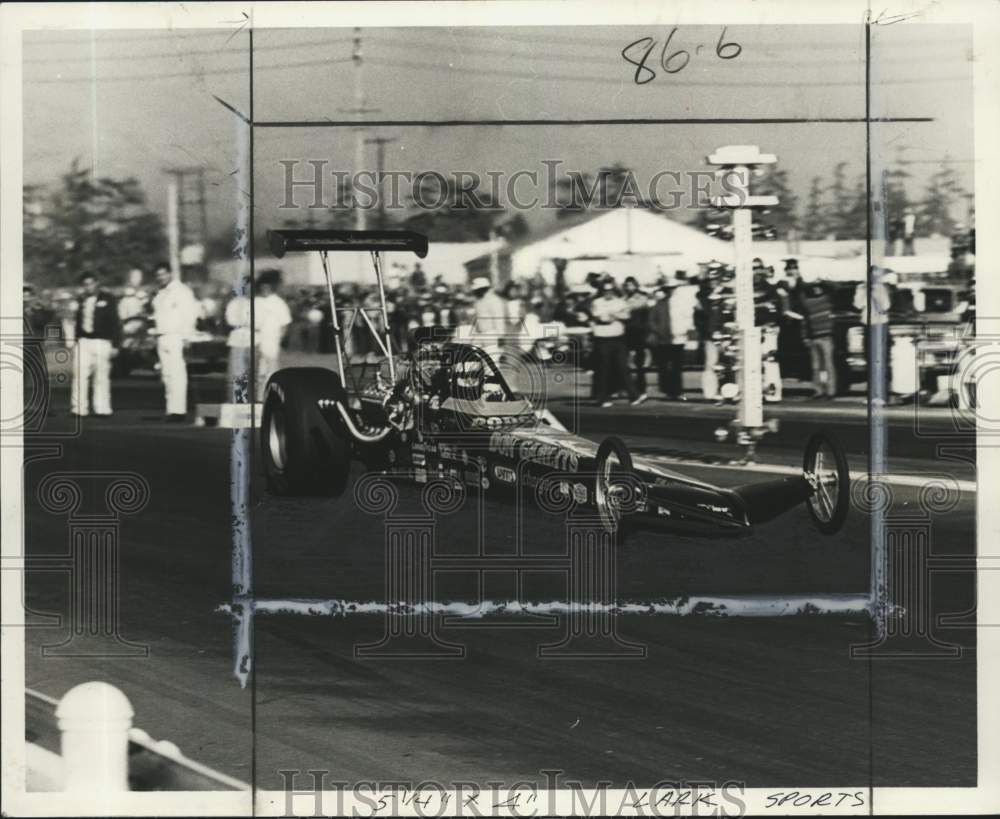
774;258;807;380
622;276;651;394
69;271;120;416
800;281;836;398
646;282;684;399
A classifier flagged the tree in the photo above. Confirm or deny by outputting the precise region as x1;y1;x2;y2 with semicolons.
554;170;595;219
554;162;648;218
401;173;505;241
919;162;965;237
689;166;801;240
880;166;910;242
843;176;869;240
801;176;828;240
828;162;854;239
754;167;799;239
24;159;167;287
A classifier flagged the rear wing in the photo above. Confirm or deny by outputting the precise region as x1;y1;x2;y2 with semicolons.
266;228;427;393
267;229;428;259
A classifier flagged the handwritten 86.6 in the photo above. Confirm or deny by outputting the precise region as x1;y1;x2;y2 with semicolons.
622;27;741;85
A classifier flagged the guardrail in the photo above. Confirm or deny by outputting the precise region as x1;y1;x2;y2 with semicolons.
26;683;250;792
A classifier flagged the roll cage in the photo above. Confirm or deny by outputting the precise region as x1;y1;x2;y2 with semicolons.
268;229;450;442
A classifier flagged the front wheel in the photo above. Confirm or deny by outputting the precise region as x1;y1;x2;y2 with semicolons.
594;436;638;534
803;432;850;535
261;368;351;497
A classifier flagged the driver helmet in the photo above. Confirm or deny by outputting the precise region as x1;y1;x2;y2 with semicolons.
454;356;485;401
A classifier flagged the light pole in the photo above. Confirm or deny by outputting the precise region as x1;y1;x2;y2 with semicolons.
707;145;778;459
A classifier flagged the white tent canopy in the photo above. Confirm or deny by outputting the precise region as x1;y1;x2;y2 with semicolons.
510;209;735;284
506;209;870;285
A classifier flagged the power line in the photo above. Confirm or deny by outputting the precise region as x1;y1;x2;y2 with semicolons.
25;56;354;84
359;26;968;52
366;56;969;87
371;31;971;69
23;36;352;64
25;29;249;46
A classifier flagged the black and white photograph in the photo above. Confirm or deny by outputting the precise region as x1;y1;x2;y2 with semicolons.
1;1;998;816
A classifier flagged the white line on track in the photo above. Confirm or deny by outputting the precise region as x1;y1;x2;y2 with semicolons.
221;594;872;619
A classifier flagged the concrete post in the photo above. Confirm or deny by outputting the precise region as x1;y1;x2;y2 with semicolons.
56;682;134;792
707;145;779;448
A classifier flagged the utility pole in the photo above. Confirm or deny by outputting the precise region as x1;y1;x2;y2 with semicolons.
337;28;380;232
197;167;208;257
364;135;397;228
164;166;209;280
353;30;366;232
166;175;180;278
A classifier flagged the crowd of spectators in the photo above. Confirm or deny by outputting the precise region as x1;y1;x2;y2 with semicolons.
258;258;870;406
23;244;976;409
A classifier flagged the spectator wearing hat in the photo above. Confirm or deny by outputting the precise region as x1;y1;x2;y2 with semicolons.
254;268;292;400
622;276;651;395
468;276;507;359
590;278;646;407
555;283;593;327
68;271;120;417
775;258;807;380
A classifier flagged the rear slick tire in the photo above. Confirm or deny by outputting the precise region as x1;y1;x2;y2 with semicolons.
261;368;351;497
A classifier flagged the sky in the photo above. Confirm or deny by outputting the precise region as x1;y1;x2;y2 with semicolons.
22;23;974;241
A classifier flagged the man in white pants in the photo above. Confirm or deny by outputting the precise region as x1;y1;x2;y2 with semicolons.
68;272;120;417
151;263;200;421
253;269;292;400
